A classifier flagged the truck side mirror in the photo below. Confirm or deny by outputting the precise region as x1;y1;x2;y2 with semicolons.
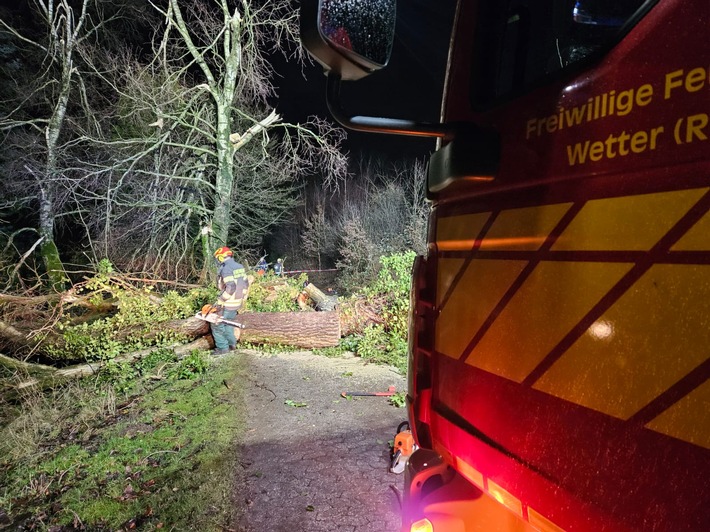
301;0;396;81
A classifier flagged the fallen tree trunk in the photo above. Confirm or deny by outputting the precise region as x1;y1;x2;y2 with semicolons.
237;311;340;348
0;316;210;360
156;317;209;338
303;283;338;311
1;337;213;399
1;310;342;398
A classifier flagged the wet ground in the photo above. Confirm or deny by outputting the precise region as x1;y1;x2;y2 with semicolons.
232;350;407;532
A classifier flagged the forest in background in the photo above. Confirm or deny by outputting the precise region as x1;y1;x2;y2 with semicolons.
0;0;430;293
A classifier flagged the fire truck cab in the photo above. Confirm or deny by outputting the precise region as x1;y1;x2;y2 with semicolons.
301;0;710;530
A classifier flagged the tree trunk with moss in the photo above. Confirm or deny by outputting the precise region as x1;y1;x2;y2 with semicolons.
162;0;340;273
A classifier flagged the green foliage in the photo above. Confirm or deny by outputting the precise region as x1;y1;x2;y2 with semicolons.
355;325;408;373
245;273;308;313
389;392;407;408
98;359;138;394
351;251;415;372
240;341;298;354
97;258;114;274
47;263;213;362
339;334;361;352
137;348;178;372
312;344;345;358
97;348;177;393
365;251;415;337
167;350;210;380
312;334;360;358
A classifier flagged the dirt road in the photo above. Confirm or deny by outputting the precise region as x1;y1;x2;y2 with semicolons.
232;349;407;532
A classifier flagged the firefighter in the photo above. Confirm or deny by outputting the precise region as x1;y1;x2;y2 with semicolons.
273;257;284;276
211;246;249;354
256;256;268;276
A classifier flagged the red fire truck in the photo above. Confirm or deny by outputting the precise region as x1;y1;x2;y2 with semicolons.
301;0;710;530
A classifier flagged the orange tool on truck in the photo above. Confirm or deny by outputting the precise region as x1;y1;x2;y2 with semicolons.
301;0;710;530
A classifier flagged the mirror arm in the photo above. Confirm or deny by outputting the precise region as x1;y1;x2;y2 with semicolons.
326;73;452;139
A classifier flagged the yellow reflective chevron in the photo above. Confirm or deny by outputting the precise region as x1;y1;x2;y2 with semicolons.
433;188;710;449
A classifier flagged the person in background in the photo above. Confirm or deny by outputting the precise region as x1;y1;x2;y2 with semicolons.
256;256;268;276
273;257;284;276
211;246;249;354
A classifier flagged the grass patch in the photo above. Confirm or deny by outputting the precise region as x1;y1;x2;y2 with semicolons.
0;354;246;530
313;329;407;373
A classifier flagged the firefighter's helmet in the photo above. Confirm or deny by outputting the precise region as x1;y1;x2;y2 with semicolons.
213;246;233;262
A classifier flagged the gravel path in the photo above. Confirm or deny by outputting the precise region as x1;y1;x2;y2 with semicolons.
232;349;407;532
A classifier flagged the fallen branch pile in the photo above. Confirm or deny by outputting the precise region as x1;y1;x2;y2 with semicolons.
1;275;385;398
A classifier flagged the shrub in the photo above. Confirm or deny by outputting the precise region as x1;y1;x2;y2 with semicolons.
316;251;416;372
356;324;408;373
366;251;416;336
245;273;308;313
168;350;211;380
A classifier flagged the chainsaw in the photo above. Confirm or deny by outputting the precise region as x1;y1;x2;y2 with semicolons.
389;421;418;474
195;304;246;328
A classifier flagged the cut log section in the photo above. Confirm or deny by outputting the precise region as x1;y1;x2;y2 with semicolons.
237;311;340;348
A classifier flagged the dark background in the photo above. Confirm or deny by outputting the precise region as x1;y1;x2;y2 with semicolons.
0;0;457;160
271;0;457;160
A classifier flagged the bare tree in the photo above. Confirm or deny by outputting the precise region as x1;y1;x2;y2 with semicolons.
66;0;347;279
149;0;347;270
0;0;110;290
0;0;346;285
302;202;337;270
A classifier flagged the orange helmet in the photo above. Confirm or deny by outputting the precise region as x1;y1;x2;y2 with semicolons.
213;246;233;262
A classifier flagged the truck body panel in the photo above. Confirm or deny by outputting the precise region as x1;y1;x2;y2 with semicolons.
407;0;710;530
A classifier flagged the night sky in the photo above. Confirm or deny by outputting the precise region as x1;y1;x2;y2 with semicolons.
0;0;457;160
274;0;457;160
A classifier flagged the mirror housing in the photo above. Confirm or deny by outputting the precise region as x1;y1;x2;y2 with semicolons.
298;0;501;184
300;0;396;81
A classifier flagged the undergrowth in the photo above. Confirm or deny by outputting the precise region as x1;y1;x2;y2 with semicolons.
0;353;244;530
244;272;309;313
313;251;415;373
47;262;215;363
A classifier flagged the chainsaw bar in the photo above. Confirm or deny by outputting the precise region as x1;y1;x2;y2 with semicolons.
194;312;246;328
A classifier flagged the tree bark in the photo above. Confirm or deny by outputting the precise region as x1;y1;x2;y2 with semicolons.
237;311;340;348
303;283;338;311
1;337;213;399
